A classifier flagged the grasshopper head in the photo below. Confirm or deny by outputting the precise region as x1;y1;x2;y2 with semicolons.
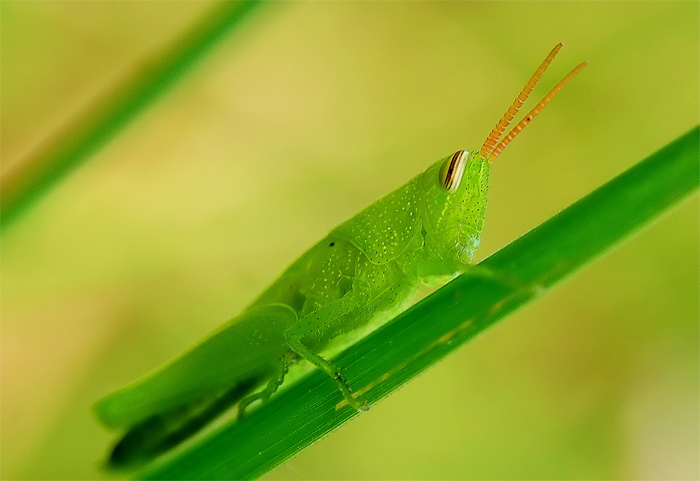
420;150;489;266
418;44;587;268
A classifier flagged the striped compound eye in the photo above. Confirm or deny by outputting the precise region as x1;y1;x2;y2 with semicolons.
439;150;468;193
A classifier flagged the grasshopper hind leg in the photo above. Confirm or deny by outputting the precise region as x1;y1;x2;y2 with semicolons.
237;354;295;419
107;376;261;469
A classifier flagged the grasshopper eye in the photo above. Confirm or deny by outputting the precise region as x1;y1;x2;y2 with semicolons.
439;150;468;193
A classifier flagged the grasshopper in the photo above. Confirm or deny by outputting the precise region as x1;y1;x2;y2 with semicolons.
95;43;586;468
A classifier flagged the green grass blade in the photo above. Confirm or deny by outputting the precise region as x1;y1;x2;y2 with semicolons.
0;0;263;231
139;126;699;480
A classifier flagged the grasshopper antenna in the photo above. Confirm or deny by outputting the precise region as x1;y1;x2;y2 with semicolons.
480;44;587;162
480;43;563;159
488;60;587;162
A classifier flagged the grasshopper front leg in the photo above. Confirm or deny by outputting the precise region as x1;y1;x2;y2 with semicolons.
285;295;369;412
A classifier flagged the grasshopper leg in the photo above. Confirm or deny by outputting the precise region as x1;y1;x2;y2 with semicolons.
285;296;369;412
237;357;292;420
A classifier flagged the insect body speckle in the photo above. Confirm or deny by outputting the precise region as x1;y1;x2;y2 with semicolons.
94;44;586;469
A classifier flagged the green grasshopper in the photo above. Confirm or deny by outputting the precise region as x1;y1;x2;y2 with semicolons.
95;44;586;468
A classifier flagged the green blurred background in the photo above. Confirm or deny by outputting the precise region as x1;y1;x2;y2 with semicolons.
1;1;698;479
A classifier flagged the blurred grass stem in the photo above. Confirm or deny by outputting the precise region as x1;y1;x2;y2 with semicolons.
0;0;262;231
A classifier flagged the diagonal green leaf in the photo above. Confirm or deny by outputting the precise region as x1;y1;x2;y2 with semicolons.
0;0;263;231
138;126;699;480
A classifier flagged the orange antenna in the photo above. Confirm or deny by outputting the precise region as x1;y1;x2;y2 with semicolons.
487;60;588;162
480;43;563;159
